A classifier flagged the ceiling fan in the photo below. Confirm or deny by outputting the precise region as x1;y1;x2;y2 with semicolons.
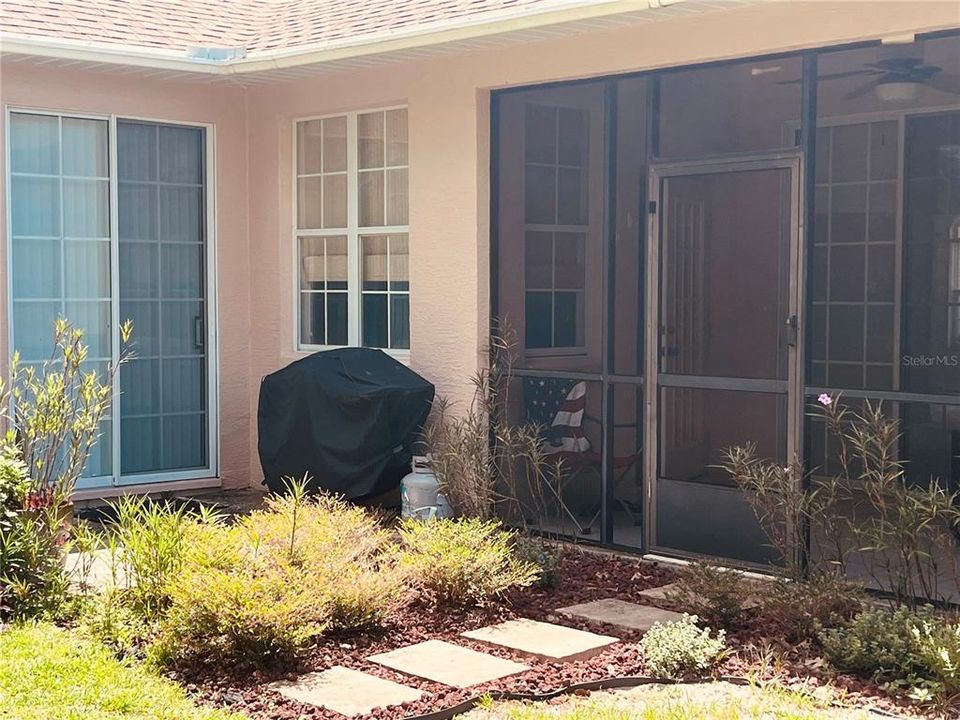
780;56;960;102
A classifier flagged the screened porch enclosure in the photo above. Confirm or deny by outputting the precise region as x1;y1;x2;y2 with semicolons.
492;33;960;569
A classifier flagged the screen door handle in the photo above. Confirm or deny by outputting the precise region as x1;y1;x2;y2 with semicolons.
785;314;798;347
194;315;205;351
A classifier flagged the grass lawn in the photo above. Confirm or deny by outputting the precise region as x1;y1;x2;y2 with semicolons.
0;623;242;720
465;682;889;720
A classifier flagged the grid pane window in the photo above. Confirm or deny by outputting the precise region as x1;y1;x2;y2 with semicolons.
358;109;408;227
523;103;588;349
299;235;348;346
9;112;113;480
295;108;409;350
361;234;410;349
809;121;899;390
297;117;347;230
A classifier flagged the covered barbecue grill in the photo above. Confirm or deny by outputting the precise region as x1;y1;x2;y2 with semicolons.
257;348;434;498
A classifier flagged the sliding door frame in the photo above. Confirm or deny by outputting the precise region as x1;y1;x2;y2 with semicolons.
4;106;219;489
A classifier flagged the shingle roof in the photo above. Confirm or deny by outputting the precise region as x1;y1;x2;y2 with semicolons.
0;0;596;56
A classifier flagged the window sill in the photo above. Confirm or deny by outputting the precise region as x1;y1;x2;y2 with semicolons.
291;345;411;365
525;347;588;358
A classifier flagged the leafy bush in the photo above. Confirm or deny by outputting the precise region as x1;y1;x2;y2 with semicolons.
723;396;960;604
819;606;927;681
81;584;153;656
0;443;69;620
154;482;402;665
425;325;568;532
7;318;130;497
912;617;960;698
753;575;863;643
820;606;960;701
394;517;538;605
106;496;205;616
639;614;726;679
0;319;131;620
512;535;562;588
154;523;332;664
241;487;402;629
667;561;751;629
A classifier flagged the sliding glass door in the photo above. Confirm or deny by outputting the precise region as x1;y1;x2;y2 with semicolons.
7;111;214;488
9;113;114;487
116;120;210;481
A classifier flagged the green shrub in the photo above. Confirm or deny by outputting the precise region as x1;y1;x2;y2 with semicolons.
819;606;927;681
667;561;751;629
639;614;726;679
106;495;204;616
0;319;132;621
724;396;960;604
820;606;960;701
155;522;332;664
0;443;68;620
394;517;539;605
154;483;402;665
912;617;960;697
512;535;562;588
81;584;153;656
753;575;863;642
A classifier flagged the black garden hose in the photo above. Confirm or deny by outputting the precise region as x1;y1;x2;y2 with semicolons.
400;675;905;720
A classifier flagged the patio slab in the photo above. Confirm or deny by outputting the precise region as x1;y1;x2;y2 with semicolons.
462;618;618;662
367;639;529;688
556;598;683;632
63;549;125;591
637;582;678;601
269;666;422;716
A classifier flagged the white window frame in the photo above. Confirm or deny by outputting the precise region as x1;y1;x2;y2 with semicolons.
4;105;220;490
292;106;410;357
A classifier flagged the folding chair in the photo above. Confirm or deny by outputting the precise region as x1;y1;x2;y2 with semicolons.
523;378;643;535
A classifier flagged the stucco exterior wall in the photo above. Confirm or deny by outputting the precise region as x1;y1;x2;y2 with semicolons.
1;1;957;490
243;0;958;482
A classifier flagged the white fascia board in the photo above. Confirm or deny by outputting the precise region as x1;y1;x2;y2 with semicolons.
0;0;678;76
0;34;216;72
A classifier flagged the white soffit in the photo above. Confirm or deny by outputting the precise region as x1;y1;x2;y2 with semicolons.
0;0;761;85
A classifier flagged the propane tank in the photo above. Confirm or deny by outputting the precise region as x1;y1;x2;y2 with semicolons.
400;456;440;521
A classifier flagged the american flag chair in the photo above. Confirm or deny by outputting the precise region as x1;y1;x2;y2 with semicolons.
523;378;643;535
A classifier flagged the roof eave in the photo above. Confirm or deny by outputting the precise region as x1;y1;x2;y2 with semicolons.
0;0;683;76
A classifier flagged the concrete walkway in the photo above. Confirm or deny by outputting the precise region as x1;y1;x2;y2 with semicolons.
271;589;685;717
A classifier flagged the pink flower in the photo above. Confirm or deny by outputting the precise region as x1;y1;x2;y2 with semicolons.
818;393;833;407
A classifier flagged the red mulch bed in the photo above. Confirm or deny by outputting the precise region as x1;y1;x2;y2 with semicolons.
175;550;931;719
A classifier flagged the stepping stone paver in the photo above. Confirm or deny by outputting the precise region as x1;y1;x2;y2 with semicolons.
270;666;423;716
64;549;126;591
368;639;529;688
637;582;677;601
462;618;617;662
556;598;683;632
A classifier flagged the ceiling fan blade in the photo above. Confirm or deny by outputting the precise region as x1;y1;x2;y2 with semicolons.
777;69;877;85
822;69;883;80
842;79;880;101
866;59;916;70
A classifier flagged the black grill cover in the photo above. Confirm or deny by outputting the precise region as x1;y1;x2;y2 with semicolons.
257;348;434;498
